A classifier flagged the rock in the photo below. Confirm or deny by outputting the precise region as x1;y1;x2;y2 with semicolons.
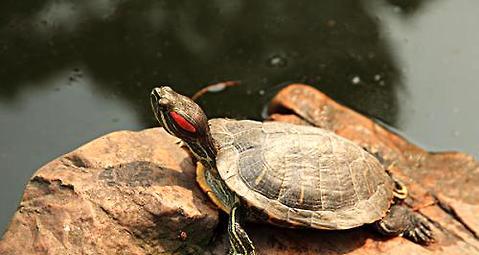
0;129;218;255
2;84;479;254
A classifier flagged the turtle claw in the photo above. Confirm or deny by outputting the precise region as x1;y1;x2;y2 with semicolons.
404;214;434;244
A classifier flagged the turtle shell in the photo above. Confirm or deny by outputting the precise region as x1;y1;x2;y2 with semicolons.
209;118;394;230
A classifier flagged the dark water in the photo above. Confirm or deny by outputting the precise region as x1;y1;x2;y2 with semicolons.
1;0;478;234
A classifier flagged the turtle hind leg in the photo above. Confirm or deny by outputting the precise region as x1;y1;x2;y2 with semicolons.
374;204;433;244
228;204;256;255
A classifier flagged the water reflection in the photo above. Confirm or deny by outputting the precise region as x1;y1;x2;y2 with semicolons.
371;0;479;156
385;0;433;15
0;0;409;123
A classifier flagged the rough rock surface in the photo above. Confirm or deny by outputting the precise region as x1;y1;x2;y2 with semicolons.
0;129;218;255
1;84;478;254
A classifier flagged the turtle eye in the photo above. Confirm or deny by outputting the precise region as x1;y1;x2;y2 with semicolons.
169;111;197;133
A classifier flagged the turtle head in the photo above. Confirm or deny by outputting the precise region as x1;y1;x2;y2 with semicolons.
150;86;216;164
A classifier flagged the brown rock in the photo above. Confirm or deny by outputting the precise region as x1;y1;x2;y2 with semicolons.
0;129;218;255
2;84;479;254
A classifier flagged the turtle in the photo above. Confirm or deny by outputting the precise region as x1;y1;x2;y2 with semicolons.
150;86;433;254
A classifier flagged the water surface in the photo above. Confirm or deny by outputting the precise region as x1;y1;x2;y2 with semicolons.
1;0;478;234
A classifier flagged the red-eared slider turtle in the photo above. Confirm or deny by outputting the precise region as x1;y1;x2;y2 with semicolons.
150;86;433;254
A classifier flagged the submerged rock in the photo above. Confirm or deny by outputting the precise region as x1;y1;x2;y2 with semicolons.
1;84;479;254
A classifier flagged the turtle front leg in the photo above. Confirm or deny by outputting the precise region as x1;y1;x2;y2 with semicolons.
374;204;433;244
227;204;256;255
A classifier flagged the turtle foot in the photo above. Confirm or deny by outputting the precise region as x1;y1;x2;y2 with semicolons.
375;204;434;245
402;212;434;244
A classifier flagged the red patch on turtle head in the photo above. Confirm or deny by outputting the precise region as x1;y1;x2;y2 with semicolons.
169;111;197;133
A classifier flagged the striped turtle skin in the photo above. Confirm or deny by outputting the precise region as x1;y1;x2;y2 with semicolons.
210;118;395;230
